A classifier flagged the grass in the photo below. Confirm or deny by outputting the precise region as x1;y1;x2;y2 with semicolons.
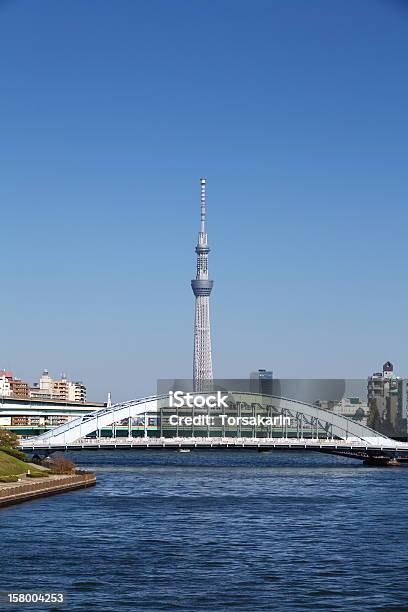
0;450;30;477
0;451;52;483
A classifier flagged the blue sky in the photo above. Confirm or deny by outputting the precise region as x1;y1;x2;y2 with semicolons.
0;0;407;401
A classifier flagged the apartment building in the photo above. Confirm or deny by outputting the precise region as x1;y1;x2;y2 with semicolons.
1;368;87;404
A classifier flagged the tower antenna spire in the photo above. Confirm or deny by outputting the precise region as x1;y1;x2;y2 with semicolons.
200;177;206;234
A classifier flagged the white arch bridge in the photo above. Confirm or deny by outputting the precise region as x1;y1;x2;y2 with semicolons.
20;392;408;465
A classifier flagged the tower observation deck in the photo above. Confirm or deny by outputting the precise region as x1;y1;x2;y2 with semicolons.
191;178;214;391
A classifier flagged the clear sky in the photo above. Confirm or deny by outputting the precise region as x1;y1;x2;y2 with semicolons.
1;0;407;401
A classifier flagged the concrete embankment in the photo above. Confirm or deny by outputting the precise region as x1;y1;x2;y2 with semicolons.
0;472;96;507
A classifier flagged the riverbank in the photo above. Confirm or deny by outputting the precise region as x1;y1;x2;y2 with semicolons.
0;471;96;507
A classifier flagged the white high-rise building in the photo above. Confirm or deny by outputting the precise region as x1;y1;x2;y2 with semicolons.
191;178;214;392
0;373;11;397
39;369;54;394
67;381;87;403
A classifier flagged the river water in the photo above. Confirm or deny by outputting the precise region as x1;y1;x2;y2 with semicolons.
1;450;408;611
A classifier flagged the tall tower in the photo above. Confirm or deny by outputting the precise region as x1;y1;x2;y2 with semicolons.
191;178;214;392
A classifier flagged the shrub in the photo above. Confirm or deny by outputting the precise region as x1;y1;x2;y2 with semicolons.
0;446;28;462
47;457;76;475
0;475;19;483
26;472;49;478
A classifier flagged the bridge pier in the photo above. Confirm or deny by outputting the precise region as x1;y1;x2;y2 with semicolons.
363;456;400;467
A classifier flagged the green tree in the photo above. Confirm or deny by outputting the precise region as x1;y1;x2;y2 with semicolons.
352;407;365;422
0;429;19;448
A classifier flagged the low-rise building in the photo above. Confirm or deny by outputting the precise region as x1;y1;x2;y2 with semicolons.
10;378;30;398
315;397;369;426
0;371;29;398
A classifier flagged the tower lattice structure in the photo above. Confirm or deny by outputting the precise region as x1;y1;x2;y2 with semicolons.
191;178;214;392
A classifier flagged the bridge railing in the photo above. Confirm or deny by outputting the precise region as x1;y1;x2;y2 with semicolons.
21;435;402;449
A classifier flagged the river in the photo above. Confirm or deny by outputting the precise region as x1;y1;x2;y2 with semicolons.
1;450;408;611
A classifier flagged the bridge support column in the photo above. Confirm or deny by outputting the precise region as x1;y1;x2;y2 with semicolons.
363;456;400;467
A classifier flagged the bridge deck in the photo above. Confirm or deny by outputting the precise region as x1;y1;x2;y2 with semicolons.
20;436;408;458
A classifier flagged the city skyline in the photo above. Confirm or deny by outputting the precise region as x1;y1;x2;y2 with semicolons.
1;0;408;401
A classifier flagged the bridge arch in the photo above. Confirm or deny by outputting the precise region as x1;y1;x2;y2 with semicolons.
20;392;395;448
